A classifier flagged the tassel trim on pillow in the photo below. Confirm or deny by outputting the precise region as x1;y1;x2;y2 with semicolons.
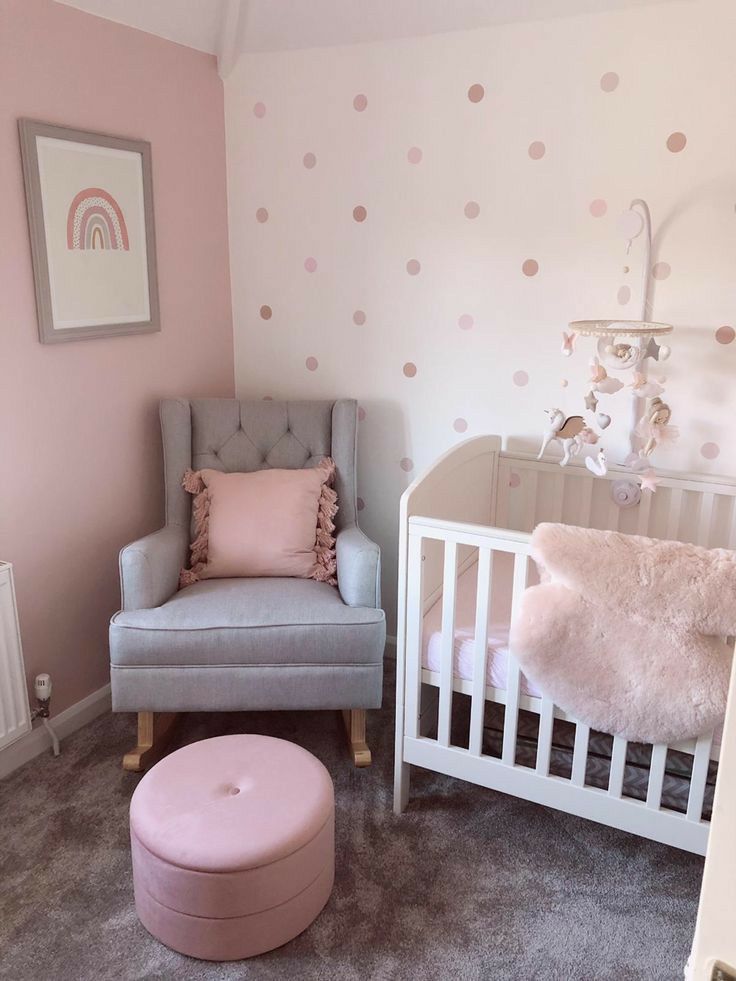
178;469;210;588
314;457;338;586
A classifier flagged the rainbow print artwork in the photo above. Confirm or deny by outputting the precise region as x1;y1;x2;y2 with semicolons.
66;187;129;250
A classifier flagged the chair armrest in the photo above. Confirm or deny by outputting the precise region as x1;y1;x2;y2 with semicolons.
119;525;189;612
336;524;381;609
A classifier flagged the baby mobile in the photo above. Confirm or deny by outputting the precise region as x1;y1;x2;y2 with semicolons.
538;199;677;498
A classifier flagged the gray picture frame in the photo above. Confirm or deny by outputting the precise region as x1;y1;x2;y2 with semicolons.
18;119;160;344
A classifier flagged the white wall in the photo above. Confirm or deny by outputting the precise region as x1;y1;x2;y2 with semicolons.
226;0;736;630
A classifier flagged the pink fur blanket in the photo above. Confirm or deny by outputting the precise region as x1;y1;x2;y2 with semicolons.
509;523;736;744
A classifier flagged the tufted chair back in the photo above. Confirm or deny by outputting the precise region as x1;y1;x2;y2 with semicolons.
160;398;358;533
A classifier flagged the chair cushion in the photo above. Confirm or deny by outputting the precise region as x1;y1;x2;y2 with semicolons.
110;577;385;668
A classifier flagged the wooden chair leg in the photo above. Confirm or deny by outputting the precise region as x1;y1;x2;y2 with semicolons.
342;709;371;767
122;711;178;772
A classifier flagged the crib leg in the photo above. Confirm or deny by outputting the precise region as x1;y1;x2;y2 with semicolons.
394;760;411;813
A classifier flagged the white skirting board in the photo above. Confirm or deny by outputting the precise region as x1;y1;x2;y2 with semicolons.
0;682;111;781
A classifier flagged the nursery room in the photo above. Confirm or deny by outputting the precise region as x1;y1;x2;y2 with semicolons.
2;0;736;977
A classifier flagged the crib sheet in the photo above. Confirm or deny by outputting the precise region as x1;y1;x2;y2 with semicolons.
422;561;542;698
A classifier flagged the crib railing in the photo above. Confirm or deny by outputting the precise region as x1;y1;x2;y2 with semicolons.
402;515;714;855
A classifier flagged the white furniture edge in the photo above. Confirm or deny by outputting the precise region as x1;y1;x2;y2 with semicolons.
0;682;111;781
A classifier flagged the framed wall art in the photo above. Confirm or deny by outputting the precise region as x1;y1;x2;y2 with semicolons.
18;119;160;343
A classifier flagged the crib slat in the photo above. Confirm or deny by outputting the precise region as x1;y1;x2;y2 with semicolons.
437;542;458;748
550;473;565;523
571;724;590;786
666;488;683;540
469;548;493;757
636;491;652;536
502;553;529;765
729;500;736;550
606;496;621;532
535;697;555;776
608;736;627;797
495;463;511;526
696;493;715;547
686;733;714;822
404;533;425;740
646;744;669;809
578;476;594;527
524;471;539;532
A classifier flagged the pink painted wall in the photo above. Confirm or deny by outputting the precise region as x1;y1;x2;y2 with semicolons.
0;0;234;714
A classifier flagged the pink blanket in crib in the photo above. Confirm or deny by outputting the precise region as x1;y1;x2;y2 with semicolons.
509;523;736;744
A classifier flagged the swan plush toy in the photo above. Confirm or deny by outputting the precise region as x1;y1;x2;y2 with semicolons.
537;409;598;467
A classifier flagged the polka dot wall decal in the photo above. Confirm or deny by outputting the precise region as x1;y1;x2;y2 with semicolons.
357;407;366;422
400;457;414;472
453;418;468;433
617;285;631;305
304;257;318;273
464;201;480;219
255;207;269;223
357;497;365;511
509;472;521;488
407;146;423;164
353;310;366;326
589;199;607;218
353;93;368;112
667;131;687;153
522;259;539;277
458;314;474;330
303;152;317;169
652;261;671;280
600;72;619;92
259;305;272;320
528;141;546;160
403;362;417;378
701;442;720;460
305;356;319;371
253;102;266;118
468;83;485;103
406;259;421;276
353;205;367;222
716;325;735;344
513;370;529;387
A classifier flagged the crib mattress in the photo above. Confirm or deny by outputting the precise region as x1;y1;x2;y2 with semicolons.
422;562;542;698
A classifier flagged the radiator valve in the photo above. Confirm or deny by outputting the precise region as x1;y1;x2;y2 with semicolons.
31;673;60;757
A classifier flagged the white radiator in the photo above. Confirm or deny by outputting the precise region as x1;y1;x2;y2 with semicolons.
0;561;31;751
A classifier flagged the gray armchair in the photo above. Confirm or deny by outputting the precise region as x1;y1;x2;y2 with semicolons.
109;398;385;770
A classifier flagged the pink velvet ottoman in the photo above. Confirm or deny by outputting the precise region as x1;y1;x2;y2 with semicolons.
129;734;334;961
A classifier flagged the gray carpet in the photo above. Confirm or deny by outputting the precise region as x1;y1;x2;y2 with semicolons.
1;662;702;981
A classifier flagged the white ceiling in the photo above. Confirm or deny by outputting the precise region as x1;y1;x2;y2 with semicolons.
55;0;676;69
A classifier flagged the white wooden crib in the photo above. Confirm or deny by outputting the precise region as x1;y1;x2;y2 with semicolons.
394;436;736;854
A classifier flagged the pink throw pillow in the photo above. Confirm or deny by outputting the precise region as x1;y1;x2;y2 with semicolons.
179;458;338;586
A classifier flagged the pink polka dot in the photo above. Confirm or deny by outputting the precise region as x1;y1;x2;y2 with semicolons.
652;261;671;280
407;146;423;164
509;472;521;488
304;257;318;273
305;356;318;371
406;259;421;276
716;325;735;345
357;497;365;511
617;285;631;305
353;310;366;326
353;205;367;222
357;407;366;422
513;370;529;387
256;207;269;223
303;152;317;169
259;305;272;320
458;314;474;330
464;201;480;219
522;259;539;277
453;418;468;433
589;199;607;218
353;93;367;112
253;102;266;118
468;83;485;103
667;131;687;153
403;362;417;378
600;72;619;92
528;141;546;160
400;457;414;472
701;442;720;460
